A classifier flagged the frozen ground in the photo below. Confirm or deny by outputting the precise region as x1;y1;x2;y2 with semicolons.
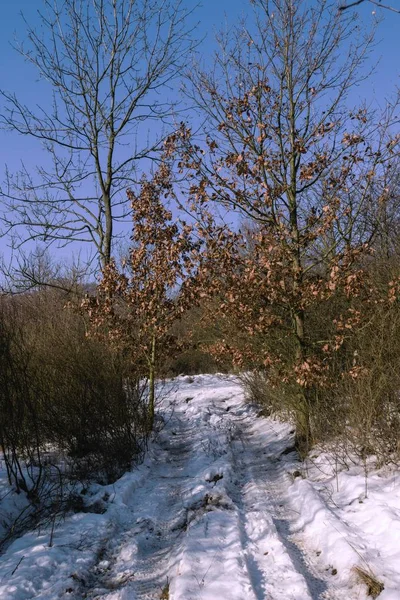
0;374;399;599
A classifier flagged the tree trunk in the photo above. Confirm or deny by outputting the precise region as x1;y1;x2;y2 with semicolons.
148;334;156;431
293;305;312;455
295;389;311;456
286;33;312;454
103;190;113;267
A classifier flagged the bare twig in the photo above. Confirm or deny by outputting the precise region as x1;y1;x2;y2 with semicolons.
339;0;400;13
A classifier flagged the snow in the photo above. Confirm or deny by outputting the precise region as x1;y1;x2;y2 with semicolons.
0;374;399;599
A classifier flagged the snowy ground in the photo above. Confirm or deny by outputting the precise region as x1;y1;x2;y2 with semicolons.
0;374;399;599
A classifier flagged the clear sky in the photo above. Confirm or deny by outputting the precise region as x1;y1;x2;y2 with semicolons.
0;0;399;269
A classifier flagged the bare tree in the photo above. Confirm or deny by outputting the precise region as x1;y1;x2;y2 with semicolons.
1;0;196;269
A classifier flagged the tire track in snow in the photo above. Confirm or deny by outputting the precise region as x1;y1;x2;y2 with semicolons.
169;390;265;600
80;379;254;600
226;458;272;600
0;376;387;599
205;407;270;600
222;400;349;600
81;407;198;600
72;377;348;600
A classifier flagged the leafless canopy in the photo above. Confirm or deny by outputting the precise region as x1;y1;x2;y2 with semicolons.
1;0;196;270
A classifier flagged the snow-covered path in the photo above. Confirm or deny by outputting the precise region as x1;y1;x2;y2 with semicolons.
1;375;400;599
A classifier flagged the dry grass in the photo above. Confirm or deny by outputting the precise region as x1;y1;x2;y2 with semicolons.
353;566;384;598
160;579;169;599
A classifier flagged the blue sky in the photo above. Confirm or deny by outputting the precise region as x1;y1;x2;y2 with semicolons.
0;1;399;269
1;1;397;100
0;1;248;187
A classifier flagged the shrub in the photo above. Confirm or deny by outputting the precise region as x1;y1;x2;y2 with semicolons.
0;288;148;499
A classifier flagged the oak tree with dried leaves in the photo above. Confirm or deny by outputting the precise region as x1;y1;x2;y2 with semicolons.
176;0;400;451
83;164;202;427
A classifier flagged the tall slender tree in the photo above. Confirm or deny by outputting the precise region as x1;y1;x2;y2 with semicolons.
83;164;202;428
1;0;196;270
